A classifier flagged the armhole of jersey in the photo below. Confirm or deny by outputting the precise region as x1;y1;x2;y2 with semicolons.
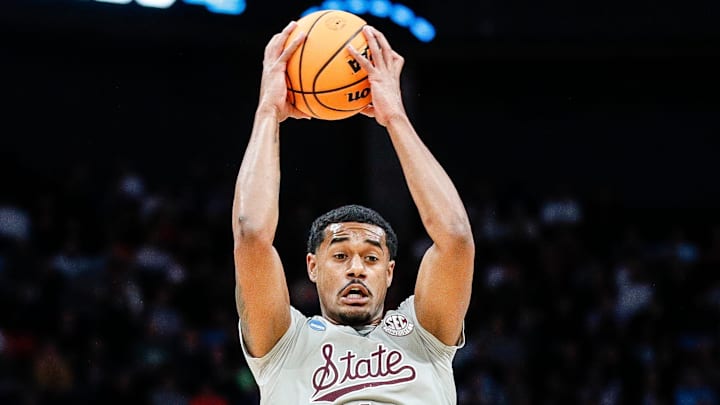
238;306;307;386
399;295;465;350
238;306;305;360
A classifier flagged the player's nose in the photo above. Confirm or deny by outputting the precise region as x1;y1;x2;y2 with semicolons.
346;254;366;278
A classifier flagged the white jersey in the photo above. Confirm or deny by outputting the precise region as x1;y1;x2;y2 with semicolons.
239;295;464;405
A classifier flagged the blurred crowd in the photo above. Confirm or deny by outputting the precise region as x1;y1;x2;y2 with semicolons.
1;156;718;405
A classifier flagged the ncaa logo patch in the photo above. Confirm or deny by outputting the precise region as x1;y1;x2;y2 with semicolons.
382;314;414;337
309;318;327;332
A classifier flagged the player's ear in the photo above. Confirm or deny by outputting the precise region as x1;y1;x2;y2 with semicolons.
386;260;395;287
306;253;318;282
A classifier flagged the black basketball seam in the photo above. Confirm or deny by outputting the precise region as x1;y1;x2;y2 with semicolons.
285;72;296;105
296;10;334;119
311;23;368;91
288;75;368;94
311;23;370;117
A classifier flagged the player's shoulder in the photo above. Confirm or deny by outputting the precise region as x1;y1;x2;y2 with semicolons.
393;295;416;314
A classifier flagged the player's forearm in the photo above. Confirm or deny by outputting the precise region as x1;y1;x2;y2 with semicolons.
386;115;473;241
232;110;282;242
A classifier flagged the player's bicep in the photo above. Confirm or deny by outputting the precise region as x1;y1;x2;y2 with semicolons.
413;242;474;346
234;243;291;357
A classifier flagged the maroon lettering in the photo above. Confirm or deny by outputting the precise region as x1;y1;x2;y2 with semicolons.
371;344;387;377
339;350;357;379
311;343;416;402
312;344;339;393
387;349;402;370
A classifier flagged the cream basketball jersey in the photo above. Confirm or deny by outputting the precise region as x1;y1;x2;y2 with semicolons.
239;295;464;404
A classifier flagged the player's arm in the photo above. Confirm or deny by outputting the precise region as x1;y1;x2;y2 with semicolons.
232;21;307;358
387;116;475;347
349;27;475;346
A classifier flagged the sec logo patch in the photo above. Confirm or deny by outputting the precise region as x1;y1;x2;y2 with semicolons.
382;313;414;337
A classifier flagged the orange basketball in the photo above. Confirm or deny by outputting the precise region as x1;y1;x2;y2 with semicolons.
284;10;372;120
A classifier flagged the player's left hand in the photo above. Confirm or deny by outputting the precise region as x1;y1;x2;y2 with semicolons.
347;26;407;127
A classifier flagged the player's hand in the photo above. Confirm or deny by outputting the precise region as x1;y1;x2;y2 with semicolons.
347;26;407;127
258;21;312;121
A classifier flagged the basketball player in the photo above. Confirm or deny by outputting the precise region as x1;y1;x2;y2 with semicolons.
232;20;475;404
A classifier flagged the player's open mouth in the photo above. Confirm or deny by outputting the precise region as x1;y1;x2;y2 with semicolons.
340;284;370;304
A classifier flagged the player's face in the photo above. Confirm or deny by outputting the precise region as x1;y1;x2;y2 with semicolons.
306;222;394;327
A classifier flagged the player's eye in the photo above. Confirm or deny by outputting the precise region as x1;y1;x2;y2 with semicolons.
333;253;347;260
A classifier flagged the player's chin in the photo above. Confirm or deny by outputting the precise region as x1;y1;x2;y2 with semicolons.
338;308;373;326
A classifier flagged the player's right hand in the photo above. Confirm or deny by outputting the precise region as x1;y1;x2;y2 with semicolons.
258;21;312;121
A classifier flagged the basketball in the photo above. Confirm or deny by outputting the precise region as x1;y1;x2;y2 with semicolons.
284;10;372;120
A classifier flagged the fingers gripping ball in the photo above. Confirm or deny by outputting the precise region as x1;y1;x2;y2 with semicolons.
284;10;372;120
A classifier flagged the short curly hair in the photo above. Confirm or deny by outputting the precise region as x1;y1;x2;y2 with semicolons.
306;204;398;260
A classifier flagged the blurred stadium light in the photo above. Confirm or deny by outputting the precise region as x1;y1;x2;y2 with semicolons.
302;0;435;42
93;0;246;14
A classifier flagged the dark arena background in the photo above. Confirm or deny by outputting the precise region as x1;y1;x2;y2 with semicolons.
2;0;720;403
